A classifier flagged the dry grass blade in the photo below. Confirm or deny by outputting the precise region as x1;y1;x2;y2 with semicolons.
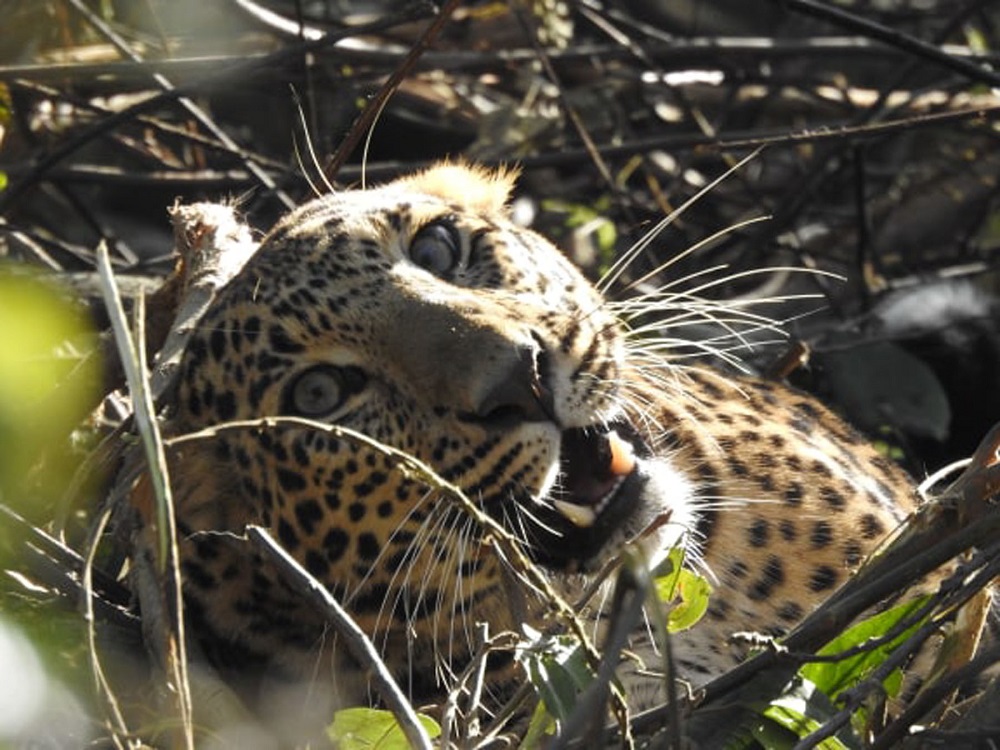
81;503;135;750
95;243;194;750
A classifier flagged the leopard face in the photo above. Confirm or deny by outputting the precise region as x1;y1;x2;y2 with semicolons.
165;163;915;711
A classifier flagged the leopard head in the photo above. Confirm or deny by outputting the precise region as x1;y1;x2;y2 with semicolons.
167;163;694;699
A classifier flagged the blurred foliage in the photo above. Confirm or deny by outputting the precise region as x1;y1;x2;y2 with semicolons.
327;707;441;750
0;268;98;521
0;267;98;744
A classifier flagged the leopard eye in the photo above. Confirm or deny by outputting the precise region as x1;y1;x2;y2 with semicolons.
284;365;365;418
409;222;460;276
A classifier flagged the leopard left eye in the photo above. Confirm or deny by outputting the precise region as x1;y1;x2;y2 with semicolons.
409;221;460;276
283;365;366;418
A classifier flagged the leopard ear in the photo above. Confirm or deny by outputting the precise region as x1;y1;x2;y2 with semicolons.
391;161;519;215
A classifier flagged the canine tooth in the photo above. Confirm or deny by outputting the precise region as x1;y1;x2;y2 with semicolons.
553;499;597;528
608;431;636;476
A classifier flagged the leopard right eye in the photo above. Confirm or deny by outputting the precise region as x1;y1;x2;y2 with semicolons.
283;365;366;418
410;221;461;277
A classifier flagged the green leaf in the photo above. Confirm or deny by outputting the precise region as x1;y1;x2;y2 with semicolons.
520;701;558;749
761;676;860;750
800;596;930;700
744;716;799;750
516;631;596;723
653;547;713;633
327;707;440;750
539;197;617;272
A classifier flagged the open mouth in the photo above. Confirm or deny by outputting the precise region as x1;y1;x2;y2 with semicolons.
551;424;640;528
521;420;649;568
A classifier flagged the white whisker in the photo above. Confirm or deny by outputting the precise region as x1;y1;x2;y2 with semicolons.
597;148;763;294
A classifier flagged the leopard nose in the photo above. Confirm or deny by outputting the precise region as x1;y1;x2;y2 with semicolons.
381;289;559;427
471;338;555;427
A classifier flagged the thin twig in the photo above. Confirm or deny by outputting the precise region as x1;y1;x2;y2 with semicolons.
82;502;137;750
323;0;464;182
2;37;996;83
774;0;1000;88
324;102;1000;185
246;526;434;750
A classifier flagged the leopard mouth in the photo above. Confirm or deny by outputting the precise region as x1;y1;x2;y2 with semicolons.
520;421;650;569
552;424;640;527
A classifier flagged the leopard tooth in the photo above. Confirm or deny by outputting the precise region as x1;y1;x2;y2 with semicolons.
553;499;597;528
608;431;636;476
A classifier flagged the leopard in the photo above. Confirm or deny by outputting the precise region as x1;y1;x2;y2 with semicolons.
158;162;932;730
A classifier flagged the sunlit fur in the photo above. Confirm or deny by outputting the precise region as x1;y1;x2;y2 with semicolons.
160;163;919;723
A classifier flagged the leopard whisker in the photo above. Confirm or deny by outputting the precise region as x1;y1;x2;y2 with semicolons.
622;266;839;312
373;496;450;658
346;485;437;612
616;214;772;298
596;149;762;295
290;86;335;198
441;508;475;673
450;515;480;673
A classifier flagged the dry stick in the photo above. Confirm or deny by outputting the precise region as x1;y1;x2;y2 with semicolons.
323;0;464;182
3;37;996;84
871;585;1000;747
0;503;135;632
511;3;619;203
790;567;993;750
246;526;434;750
16;164;258;188
909;656;1000;746
463;624;493;740
440;629;520;748
96;244;194;750
331;102;1000;184
234;0;325;40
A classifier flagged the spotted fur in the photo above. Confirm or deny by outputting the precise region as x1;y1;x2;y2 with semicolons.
163;163;919;715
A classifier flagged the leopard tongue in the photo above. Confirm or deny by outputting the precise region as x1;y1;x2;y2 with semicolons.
553;431;636;528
